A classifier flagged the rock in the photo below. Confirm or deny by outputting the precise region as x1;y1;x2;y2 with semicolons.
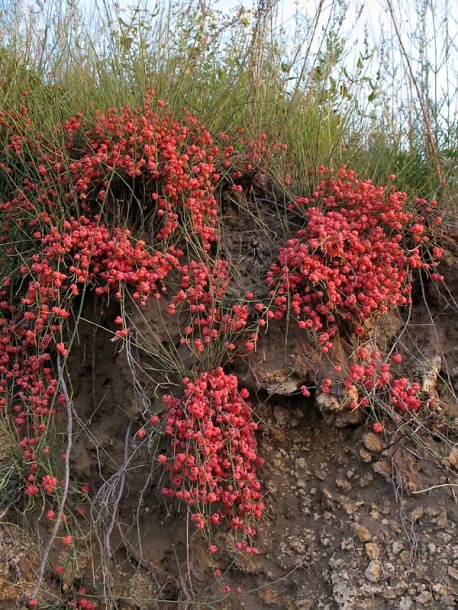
365;560;382;583
380;502;392;515
409;505;424;522
372;459;392;482
261;588;287;606
341;537;354;551
365;543;380;560
392;444;420;492
352;523;372;542
271;427;287;443
363;432;383;453
341;500;365;515
314;469;327;481
400;550;411;566
295;457;308;470
416;591;433;605
336;409;363;427
359;448;373;463
448;566;458;580
316;393;340;413
432;582;449;595
273;405;290;426
295;600;315;610
392;541;404;555
438;531;453;544
336;478;352;493
290;538;306;554
251;320;317;395
437;509;449;529
420;352;442;394
445;446;458;467
358;473;374;488
399;597;414;610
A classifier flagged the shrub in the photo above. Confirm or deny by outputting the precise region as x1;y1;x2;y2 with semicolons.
267;166;444;349
159;368;263;549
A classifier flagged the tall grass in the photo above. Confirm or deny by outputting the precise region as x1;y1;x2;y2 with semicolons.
1;0;456;197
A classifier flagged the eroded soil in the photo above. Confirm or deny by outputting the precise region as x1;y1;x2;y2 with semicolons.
1;193;457;610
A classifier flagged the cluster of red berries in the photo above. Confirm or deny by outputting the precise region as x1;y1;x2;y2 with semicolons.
0;94;446;581
267;166;443;347
343;348;421;412
60;94;221;250
172;259;259;356
159;368;264;546
41;216;180;304
68;588;95;610
0;297;65;496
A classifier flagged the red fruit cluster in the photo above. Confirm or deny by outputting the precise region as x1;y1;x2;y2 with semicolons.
0;94;234;500
40;216;180;304
61;93;220;250
173;258;252;356
159;368;264;544
343;349;421;412
389;377;422;411
220;130;288;175
267;166;443;347
0;302;64;495
69;588;95;610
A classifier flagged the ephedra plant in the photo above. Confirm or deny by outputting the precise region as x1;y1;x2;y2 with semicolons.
0;85;452;609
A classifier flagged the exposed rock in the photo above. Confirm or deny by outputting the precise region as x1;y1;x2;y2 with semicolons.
364;560;382;582
420;351;442;394
335;408;363;427
363;432;383;453
359;447;373;463
352;524;372;543
409;506;424;523
372;459;392;482
400;550;411;566
437;509;449;529
416;590;433;605
399;597;415;610
445;446;458;467
365;543;380;560
316;392;340;414
392;541;404;555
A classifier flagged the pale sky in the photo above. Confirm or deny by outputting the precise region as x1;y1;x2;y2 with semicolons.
213;0;456;113
22;0;457;119
102;0;456;106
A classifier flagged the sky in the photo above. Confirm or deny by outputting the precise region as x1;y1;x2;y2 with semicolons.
99;0;456;105
14;0;457;119
211;0;456;113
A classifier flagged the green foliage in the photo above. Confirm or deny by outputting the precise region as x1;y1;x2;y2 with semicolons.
0;0;455;199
